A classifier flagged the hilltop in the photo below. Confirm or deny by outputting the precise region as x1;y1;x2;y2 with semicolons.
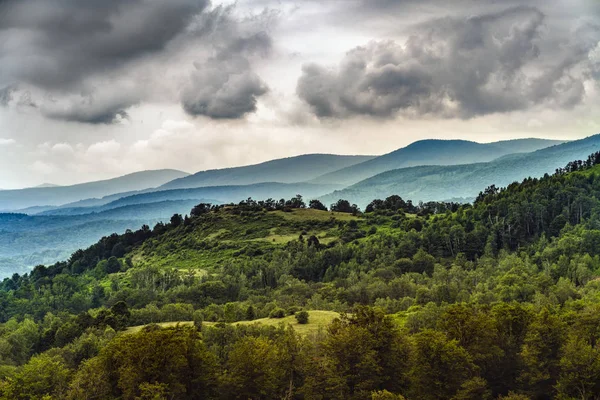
320;134;600;207
311;138;564;186
160;154;374;190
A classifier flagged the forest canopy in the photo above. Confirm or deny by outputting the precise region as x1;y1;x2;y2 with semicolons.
1;152;600;399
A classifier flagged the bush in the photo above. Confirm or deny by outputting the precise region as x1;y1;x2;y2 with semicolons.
295;311;309;324
269;308;286;319
287;306;301;316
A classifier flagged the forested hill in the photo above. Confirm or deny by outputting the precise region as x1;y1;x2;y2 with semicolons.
320;133;600;206
311;138;564;186
160;154;374;190
1;153;600;399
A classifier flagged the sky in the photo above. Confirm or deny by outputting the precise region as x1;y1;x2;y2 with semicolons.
0;0;599;189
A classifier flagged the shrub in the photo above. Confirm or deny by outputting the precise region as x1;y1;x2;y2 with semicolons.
295;311;309;324
269;308;286;319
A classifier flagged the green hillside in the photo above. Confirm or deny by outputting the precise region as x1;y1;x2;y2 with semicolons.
311;138;564;186
320;134;600;207
1;153;600;399
0;200;209;278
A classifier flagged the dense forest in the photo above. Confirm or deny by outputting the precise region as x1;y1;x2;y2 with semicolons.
1;152;600;399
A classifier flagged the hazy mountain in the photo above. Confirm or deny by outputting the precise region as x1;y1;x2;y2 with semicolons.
320;134;599;208
311;138;565;186
160;154;374;190
0;169;189;211
83;182;341;212
0;199;208;277
0;182;339;275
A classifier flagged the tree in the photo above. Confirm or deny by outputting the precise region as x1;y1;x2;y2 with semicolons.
2;353;71;400
319;307;411;398
68;327;217;400
555;336;600;400
519;309;566;399
286;195;306;209
269;308;286;319
371;390;406;400
170;214;183;228
222;336;287;399
409;329;475;400
309;199;328;211
295;311;309;324
111;243;126;258
104;256;121;274
190;203;212;217
331;199;360;214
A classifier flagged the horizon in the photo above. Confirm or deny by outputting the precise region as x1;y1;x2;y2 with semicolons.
0;0;598;189
0;134;581;190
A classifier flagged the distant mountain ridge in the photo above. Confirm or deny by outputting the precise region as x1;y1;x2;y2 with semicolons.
0;169;190;211
160;154;375;190
41;182;343;217
310;138;565;186
0;199;210;277
319;134;600;207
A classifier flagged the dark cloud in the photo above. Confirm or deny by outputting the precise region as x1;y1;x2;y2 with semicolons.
297;6;598;119
181;8;273;119
182;57;269;119
0;0;209;89
0;86;14;107
0;0;272;123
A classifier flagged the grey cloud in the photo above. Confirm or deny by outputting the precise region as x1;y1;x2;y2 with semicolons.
297;6;598;119
0;0;272;123
182;57;269;119
0;0;209;90
180;8;273;119
0;87;15;107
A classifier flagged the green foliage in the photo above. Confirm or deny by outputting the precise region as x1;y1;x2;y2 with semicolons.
2;155;600;397
68;327;217;400
295;311;309;324
269;308;286;319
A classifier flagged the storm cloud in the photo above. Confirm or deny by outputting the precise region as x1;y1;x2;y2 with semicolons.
297;6;599;119
0;0;272;123
181;27;272;119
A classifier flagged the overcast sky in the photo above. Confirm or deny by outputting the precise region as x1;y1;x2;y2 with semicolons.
0;0;598;188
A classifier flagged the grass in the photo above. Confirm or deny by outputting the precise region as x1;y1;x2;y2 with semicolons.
197;310;340;335
125;321;194;334
130;208;363;271
124;311;340;336
272;208;360;222
231;310;340;335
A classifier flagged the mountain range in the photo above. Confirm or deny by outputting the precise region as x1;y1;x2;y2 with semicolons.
0;169;189;211
320;135;600;207
159;154;374;190
3;135;600;276
310;138;564;186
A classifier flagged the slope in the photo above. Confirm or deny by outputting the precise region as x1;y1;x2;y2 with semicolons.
0;169;190;211
311;138;564;186
320;134;600;207
0;199;210;277
159;154;374;190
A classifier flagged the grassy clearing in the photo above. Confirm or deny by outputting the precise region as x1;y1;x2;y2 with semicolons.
130;209;363;271
200;310;340;335
272;208;360;222
125;311;340;336
125;321;194;334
